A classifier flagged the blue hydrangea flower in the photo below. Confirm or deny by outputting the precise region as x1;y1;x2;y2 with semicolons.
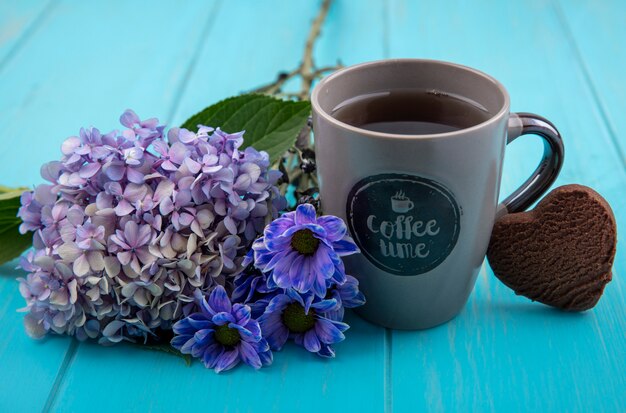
171;285;272;372
259;289;349;358
251;204;359;297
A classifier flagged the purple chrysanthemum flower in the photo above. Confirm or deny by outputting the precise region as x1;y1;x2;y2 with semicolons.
232;259;279;318
171;285;272;372
325;274;366;320
239;204;365;358
259;289;348;358
251;203;359;297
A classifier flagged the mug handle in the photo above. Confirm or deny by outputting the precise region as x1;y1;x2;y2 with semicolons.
498;112;564;215
407;200;414;211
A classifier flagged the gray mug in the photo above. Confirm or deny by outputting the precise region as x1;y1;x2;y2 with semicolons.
311;59;564;329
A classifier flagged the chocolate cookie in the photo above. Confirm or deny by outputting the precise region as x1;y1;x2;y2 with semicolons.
487;184;616;311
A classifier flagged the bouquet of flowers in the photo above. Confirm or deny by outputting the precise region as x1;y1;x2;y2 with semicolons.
0;0;365;373
14;108;365;372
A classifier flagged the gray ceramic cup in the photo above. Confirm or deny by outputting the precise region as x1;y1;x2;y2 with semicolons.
311;59;564;330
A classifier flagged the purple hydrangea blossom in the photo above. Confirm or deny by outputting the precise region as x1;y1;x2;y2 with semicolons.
109;220;155;274
171;285;272;372
18;191;43;234
17;110;285;344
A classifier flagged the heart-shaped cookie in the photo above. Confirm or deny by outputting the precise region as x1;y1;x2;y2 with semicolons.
487;184;616;311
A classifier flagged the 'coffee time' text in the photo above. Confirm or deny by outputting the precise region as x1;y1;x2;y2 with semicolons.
366;214;440;259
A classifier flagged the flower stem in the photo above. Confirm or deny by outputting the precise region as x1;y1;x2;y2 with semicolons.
248;0;341;101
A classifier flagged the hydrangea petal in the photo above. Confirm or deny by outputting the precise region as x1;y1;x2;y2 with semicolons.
127;167;145;184
114;200;134;216
73;254;91;277
79;162;101;179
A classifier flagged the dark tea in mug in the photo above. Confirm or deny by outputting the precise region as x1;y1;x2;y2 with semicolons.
331;88;492;135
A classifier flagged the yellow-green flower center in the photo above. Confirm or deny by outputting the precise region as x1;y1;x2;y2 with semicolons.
290;229;319;256
214;324;240;347
282;303;316;333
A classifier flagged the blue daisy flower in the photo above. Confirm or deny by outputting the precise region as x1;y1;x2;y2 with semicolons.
251;203;359;297
232;262;279;319
325;274;366;320
171;285;272;372
259;289;349;358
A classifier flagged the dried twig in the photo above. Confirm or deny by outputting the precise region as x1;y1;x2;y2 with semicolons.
248;0;341;100
298;0;332;100
250;0;336;206
249;68;299;96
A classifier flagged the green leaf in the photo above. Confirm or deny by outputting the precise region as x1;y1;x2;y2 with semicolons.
0;185;28;194
0;187;30;265
0;222;32;264
181;94;311;163
0;190;26;203
138;343;192;366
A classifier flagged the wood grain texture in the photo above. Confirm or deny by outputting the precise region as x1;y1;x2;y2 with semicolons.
0;0;53;67
0;7;66;408
387;0;625;411
0;0;222;411
555;0;626;165
0;263;71;412
0;0;624;412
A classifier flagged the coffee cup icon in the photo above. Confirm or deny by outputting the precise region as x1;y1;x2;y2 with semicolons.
391;191;414;213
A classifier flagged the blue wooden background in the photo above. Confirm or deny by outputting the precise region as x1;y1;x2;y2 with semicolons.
0;1;624;412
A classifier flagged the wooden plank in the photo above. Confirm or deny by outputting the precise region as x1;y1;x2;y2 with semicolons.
0;263;74;412
52;1;389;412
0;1;220;411
386;0;626;411
0;0;52;66
0;3;64;409
0;0;217;187
555;0;626;163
